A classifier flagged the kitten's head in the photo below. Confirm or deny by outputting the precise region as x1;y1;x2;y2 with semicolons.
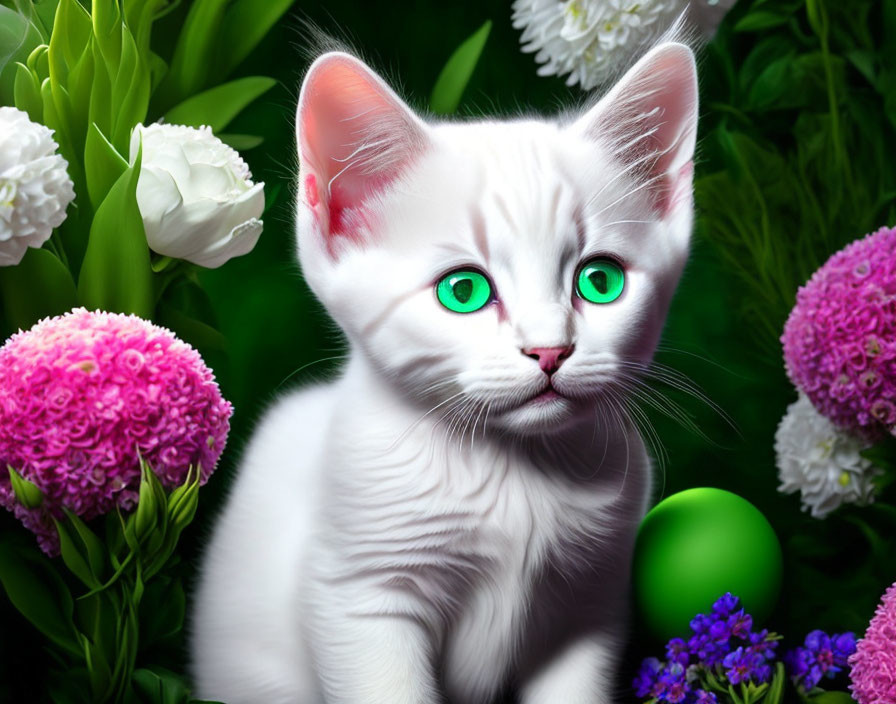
295;43;698;436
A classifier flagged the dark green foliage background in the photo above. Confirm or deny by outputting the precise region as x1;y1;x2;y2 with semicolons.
2;0;895;701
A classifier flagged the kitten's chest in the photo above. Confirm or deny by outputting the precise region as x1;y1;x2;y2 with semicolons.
432;449;619;701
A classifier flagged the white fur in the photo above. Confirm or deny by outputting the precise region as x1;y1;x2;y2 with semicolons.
191;42;698;704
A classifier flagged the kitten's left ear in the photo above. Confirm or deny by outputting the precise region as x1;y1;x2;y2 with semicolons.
572;43;698;214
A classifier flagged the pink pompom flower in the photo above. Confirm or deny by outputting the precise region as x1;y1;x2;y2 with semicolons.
849;581;896;704
781;226;896;439
0;308;232;555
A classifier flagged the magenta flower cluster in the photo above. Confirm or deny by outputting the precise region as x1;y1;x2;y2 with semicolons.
781;226;896;439
0;308;232;554
849;581;896;704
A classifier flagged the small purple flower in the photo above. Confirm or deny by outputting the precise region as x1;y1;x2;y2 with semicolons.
728;609;753;639
658;662;690;703
785;629;857;692
712;593;740;619
722;646;772;685
832;632;856;666
692;691;718;704
666;637;691;666
690;612;713;635
633;657;663;698
687;632;729;667
722;647;752;685
748;629;778;660
709;618;732;641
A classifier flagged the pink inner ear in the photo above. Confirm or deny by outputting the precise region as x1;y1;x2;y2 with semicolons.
298;54;425;245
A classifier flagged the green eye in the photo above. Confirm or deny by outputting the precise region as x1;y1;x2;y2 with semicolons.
576;258;625;304
436;270;492;313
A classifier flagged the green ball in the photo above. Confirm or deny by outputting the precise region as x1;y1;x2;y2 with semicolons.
632;488;782;643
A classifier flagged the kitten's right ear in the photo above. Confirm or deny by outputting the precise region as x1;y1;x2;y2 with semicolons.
297;53;428;253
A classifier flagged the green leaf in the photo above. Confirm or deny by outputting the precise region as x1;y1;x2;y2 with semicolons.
84;121;128;211
54;518;100;588
846;49;876;87
884;0;896;64
860;436;896;472
0;3;44;104
218;133;264;151
13;61;42;120
47;667;92;704
133;459;161;545
88;39;113;141
733;10;789;32
163;76;276;132
142;467;199;578
31;0;61;38
132;666;192;704
77;144;153;317
7;464;43;508
90;0;121;69
111;23;150;154
147;49;167;91
0;541;80;657
808;693;857;704
764;662;786;704
153;0;228;110
46;0;91;87
64;32;94;143
157;303;228;353
63;509;107;582
430;20;491;115
746;53;796;110
158;275;219;325
0;247;77;331
214;0;294;78
139;576;185;647
83;630;113;702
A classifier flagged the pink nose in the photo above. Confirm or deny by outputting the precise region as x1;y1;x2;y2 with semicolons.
522;346;574;375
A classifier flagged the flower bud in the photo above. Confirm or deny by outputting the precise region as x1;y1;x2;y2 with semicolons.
129;123;264;269
7;465;43;509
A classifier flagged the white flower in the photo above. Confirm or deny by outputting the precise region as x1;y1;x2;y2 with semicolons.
775;392;881;519
130;123;264;269
512;0;735;90
0;106;75;267
512;0;685;90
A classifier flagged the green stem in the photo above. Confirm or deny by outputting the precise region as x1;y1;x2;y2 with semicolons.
806;0;855;197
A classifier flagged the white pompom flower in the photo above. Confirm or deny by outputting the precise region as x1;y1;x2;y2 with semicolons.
130;123;264;269
0;106;76;267
775;392;881;519
512;0;686;90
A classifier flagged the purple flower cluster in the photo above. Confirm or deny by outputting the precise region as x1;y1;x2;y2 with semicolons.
633;593;778;703
784;630;856;692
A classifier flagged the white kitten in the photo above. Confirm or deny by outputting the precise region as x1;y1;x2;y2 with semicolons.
191;40;698;704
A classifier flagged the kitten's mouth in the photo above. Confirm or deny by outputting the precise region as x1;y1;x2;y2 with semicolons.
524;384;565;405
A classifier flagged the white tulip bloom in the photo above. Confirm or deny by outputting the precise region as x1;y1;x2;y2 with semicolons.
775;392;881;519
0;107;75;266
130;123;264;269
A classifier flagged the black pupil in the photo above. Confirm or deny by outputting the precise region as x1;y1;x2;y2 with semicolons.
588;268;608;294
454;278;473;304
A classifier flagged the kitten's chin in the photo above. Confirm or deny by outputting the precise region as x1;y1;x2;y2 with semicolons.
490;393;587;436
